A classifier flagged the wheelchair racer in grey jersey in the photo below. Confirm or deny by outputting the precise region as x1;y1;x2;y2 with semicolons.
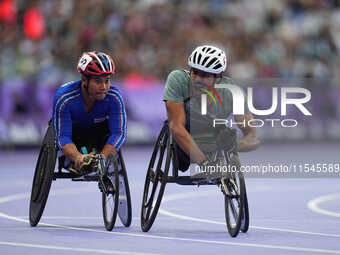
163;45;260;171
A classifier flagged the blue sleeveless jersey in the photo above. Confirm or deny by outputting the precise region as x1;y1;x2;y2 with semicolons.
52;80;127;150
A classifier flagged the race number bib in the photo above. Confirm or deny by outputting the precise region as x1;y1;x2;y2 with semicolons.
77;54;92;71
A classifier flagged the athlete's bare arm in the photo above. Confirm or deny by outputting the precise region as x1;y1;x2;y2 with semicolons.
165;101;206;164
235;112;260;152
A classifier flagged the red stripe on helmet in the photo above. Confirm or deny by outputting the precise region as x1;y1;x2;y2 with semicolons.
78;51;115;76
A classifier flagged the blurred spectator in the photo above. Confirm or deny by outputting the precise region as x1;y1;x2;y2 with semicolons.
23;6;45;40
0;0;339;123
0;0;16;25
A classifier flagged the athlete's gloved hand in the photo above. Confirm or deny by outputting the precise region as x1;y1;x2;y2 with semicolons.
74;154;97;173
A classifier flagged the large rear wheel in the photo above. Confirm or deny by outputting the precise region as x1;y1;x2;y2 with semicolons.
240;185;249;233
29;125;57;227
102;154;120;231
117;151;132;227
141;124;171;232
223;166;245;237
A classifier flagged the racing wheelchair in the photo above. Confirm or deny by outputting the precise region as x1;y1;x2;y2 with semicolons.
29;122;132;231
141;120;249;237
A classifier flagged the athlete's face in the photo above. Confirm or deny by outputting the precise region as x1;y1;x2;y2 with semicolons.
190;68;217;95
87;75;111;100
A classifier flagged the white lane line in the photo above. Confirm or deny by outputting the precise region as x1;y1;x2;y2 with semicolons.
1;189;340;254
17;216;102;220
15;216;162;220
159;208;340;238
0;187;93;204
0;241;162;255
1;212;340;255
160;190;340;238
308;194;340;218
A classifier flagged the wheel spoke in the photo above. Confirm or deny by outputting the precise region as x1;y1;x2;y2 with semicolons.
145;201;153;220
229;198;239;223
155;135;168;174
145;173;159;206
149;168;156;183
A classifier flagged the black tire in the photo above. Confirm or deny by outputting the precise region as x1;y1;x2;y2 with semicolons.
102;154;120;231
223;169;245;237
141;124;171;232
240;185;249;233
117;151;132;227
29;125;57;227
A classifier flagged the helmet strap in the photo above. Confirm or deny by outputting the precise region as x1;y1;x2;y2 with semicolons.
84;76;90;95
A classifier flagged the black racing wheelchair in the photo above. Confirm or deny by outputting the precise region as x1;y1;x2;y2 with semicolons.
29;122;132;231
141;120;249;237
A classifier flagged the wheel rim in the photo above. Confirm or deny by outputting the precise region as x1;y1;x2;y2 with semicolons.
142;129;164;217
116;152;132;227
103;177;116;224
29;124;57;227
143;171;157;221
31;147;48;202
102;154;119;230
226;177;241;227
223;170;244;237
240;188;249;232
141;125;170;229
118;174;128;225
143;146;164;222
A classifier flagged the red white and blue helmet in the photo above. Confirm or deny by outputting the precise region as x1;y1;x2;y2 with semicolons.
77;51;115;76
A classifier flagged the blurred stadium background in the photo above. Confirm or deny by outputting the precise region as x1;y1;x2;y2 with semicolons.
0;0;340;147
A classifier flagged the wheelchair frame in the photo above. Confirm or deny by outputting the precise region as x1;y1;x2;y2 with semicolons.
29;123;132;231
141;121;249;237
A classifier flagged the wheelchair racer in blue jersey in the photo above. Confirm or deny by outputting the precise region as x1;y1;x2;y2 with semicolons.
52;51;127;173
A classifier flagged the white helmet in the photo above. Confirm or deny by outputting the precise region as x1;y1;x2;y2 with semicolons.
188;45;227;74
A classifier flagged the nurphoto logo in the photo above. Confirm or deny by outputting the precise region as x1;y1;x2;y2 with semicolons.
200;83;312;128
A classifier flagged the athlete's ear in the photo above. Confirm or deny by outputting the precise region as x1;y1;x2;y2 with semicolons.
81;75;87;84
